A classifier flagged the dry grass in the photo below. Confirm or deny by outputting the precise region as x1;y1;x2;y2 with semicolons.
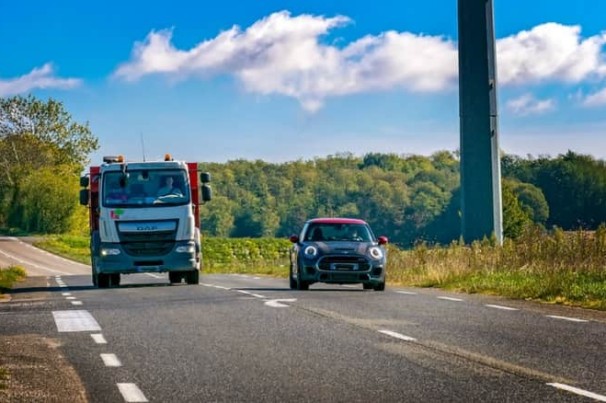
387;225;606;309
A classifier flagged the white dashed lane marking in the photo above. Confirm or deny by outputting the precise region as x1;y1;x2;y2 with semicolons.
396;291;418;295
485;304;519;311
117;383;148;402
71;301;83;306
52;310;101;332
66;296;76;300
437;296;464;302
547;383;606;402
546;315;589;323
264;299;297;308
378;330;417;342
101;353;122;367
91;334;107;344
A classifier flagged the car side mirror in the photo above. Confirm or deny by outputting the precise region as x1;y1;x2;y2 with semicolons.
289;235;299;243
378;236;388;245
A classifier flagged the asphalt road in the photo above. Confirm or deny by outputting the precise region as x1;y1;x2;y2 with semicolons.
1;237;605;402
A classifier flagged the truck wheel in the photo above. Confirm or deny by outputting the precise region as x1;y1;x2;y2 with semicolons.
186;270;199;285
169;272;182;284
363;283;373;290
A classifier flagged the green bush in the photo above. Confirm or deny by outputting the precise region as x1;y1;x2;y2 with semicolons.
0;265;27;292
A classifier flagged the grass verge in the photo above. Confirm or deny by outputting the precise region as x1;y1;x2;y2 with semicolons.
33;235;90;265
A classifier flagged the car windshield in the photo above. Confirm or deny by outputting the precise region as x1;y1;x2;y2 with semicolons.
103;169;190;208
304;223;373;242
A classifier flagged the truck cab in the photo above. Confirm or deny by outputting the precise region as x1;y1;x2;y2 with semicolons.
80;155;211;288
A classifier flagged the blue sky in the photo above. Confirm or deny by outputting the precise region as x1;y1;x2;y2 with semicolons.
1;0;606;163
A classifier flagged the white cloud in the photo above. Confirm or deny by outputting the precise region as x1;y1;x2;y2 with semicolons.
0;63;81;96
114;11;458;111
506;93;556;116
114;12;606;111
581;87;606;107
497;23;606;85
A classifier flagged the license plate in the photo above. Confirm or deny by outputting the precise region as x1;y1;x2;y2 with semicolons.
332;264;357;271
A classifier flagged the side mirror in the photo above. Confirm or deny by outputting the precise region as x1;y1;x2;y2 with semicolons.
80;176;89;187
378;236;388;245
79;189;90;206
289;235;299;243
201;172;211;184
202;184;212;202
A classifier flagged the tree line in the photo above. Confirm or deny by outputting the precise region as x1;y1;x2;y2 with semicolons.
2;95;605;245
199;152;553;245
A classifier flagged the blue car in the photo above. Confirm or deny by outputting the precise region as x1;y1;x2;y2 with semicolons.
289;218;388;291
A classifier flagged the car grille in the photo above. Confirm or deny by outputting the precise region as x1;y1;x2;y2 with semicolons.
318;255;370;271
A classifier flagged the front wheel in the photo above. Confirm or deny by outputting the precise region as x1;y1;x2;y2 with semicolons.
97;273;110;288
374;282;385;291
169;272;182;284
186;270;199;285
289;265;297;290
296;268;309;291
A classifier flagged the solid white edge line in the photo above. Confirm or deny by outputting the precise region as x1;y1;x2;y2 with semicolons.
100;353;122;367
91;334;107;344
547;383;606;402
396;291;418;295
546;315;589;323
378;329;417;342
0;249;70;275
250;293;266;299
117;383;148;402
485;304;519;311
437;296;464;302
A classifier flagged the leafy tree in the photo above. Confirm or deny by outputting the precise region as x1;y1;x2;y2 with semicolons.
502;181;532;239
0;95;98;232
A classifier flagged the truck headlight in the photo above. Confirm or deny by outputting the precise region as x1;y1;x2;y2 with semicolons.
176;245;196;253
101;248;121;256
369;246;383;260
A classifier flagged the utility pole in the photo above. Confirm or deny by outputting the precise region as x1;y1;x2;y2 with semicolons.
457;0;503;244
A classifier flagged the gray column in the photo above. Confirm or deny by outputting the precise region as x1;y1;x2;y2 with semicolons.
457;0;503;244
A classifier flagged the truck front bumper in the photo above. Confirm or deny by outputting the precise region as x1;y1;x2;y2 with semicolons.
95;241;198;274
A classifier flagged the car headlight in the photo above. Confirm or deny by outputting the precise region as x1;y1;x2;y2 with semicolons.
369;246;383;260
176;245;196;253
101;248;121;256
304;245;318;257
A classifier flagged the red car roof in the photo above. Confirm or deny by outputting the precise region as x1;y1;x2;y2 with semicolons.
307;217;367;225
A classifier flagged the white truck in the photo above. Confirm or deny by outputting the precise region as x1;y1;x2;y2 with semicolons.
79;154;212;288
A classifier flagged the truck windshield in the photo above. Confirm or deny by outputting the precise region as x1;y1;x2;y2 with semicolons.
102;169;190;208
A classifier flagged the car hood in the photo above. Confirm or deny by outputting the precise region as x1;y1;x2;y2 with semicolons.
312;241;373;255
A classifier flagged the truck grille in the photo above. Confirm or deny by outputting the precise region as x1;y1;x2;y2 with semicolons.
117;221;177;257
318;256;370;271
